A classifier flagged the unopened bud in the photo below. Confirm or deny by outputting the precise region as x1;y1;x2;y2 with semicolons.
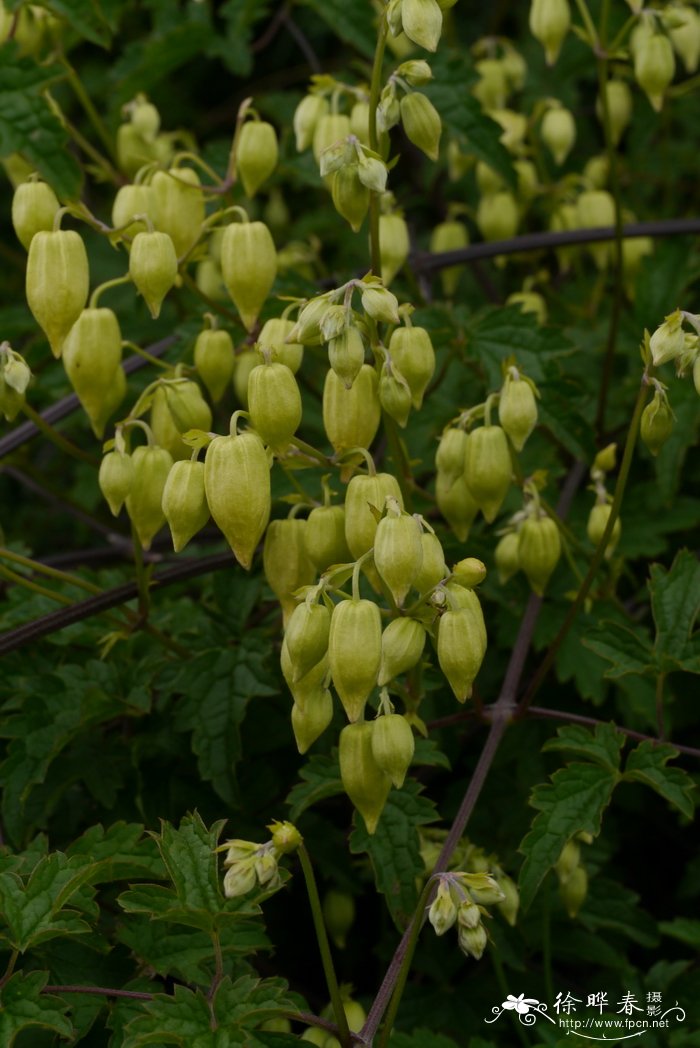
428;880;458;936
650;310;685;367
458;921;488;960
499;370;538;451
518;514;561;595
541;105;575;165
587;503;621;558
640;388;674;456
529;0;571;65
635;33;675;112
464;425;512;523
400;92;442;161
494;531;520;584
268;819;302;854
401;0;443;52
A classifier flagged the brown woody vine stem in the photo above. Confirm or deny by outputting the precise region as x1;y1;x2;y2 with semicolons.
361;460;588;1043
361;596;542;1043
411;218;700;273
362;479;583;1044
43;985;154;1000
428;706;700;760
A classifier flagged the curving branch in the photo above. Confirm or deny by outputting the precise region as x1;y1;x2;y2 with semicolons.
0;551;234;656
0;335;177;461
411;218;700;273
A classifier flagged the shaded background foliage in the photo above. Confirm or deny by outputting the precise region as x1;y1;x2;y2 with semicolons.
0;1;699;1046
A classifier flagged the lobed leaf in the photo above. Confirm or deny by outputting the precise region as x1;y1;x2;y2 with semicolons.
542;723;624;771
0;971;73;1047
581;621;654;678
623;741;696;819
518;762;619;912
648;549;700;670
286;753;344;822
0;45;82;198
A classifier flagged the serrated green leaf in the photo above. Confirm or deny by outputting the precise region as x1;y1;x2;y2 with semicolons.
617;487;700;559
654;380;700;503
581;621;654;678
412;737;451;770
35;0;114;46
659;917;700;947
118;871;271;934
215;975;297;1030
109;17;215;106
424;55;516;189
216;0;273;76
0;853;98;951
286;753;344;822
634;237;693;331
66;822;165;881
465;305;572;386
0;971;73;1046
0;662;125;844
300;0;375;58
519;763;618;912
117;918;270;985
649;550;700;669
349;780;438;929
542;724;624;771
538;381;597;461
0;45;82;198
117;883;212;930
174;650;264;807
579;877;659;948
121;976;296;1047
155;813;225;914
554;613;608;703
623;741;696;819
121;983;212;1047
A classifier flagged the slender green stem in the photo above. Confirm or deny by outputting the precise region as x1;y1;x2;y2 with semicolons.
289;436;335;467
122;340;172;371
0;548;184;656
376;878;435;1048
130;525;151;619
609;13;638;54
518;374;651;714
59;54;119;163
368;17;388;276
542;877;554;1007
382;414;414;512
45;91;121;186
351;550;373;601
90;274;132;309
21;404;98;467
593;0;626;437
298;844;352;1048
208;931;225;1001
0;563;73;605
573;0;599;46
0;548;101;595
